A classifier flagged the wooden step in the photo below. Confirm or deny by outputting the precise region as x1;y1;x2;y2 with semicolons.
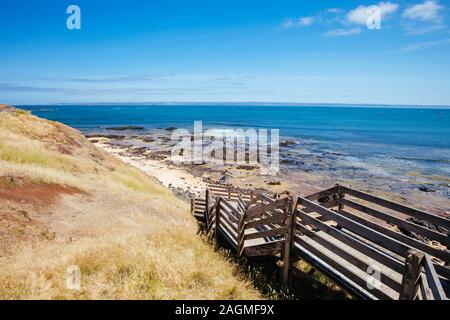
294;234;399;300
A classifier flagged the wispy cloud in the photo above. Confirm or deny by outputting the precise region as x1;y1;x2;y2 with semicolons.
400;37;450;51
326;8;343;14
0;83;74;93
281;16;315;29
68;75;169;83
402;0;445;35
31;74;172;83
298;16;315;26
325;27;362;37
280;2;399;36
403;0;443;22
280;6;345;29
346;2;399;25
0;83;248;96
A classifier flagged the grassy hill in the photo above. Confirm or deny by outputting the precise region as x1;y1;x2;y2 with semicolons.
0;105;259;299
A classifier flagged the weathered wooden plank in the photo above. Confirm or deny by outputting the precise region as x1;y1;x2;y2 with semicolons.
219;215;238;237
237;197;247;257
283;200;296;287
244;226;288;241
209;192;253;200
252;208;285;227
209;190;252;197
261;193;277;203
342;198;449;247
434;264;450;280
208;184;270;194
245;198;289;220
244;240;284;257
219;210;238;232
218;226;238;250
245;211;286;229
302;199;339;214
219;201;239;223
340;209;450;262
293;242;379;299
399;250;424;300
296;223;402;293
298;197;413;258
423;254;447;300
214;198;222;242
237;194;247;212
208;185;268;197
305;185;340;201
297;212;404;273
342;187;450;230
419;273;434;300
295;234;397;300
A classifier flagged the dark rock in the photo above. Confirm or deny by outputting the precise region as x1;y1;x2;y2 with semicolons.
148;150;171;160
236;165;257;170
105;126;145;131
266;181;281;186
85;134;126;140
419;186;435;193
280;139;298;147
129;147;148;156
142;137;155;143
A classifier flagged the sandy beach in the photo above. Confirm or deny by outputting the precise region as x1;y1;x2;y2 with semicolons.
88;132;450;217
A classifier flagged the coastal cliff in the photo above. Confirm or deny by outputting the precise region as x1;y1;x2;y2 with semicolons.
0;105;259;299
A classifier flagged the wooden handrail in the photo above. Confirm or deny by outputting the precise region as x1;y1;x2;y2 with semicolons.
399;249;447;300
196;185;449;299
341;198;449;246
341;186;450;230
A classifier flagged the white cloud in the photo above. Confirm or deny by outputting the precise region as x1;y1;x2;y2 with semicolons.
347;2;399;25
298;16;314;26
281;19;295;29
403;0;443;21
327;8;343;14
325;27;362;37
280;7;344;30
281;16;315;28
401;38;450;51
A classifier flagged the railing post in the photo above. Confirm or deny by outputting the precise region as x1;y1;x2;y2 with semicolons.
237;213;246;257
214;197;221;246
205;189;209;216
204;189;210;229
399;249;424;300
337;184;345;212
282;196;297;288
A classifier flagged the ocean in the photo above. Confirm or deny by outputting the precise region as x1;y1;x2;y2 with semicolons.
20;104;450;196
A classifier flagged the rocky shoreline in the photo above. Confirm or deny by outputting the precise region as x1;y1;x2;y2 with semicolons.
86;129;450;217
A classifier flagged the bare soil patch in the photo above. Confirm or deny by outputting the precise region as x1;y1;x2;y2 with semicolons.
0;176;87;208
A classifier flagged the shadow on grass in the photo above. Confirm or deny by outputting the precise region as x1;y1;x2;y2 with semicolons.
209;233;352;300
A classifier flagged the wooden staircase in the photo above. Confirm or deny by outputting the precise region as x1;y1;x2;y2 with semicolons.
190;184;449;300
191;197;206;219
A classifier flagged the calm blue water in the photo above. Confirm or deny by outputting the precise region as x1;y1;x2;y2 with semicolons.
20;104;450;182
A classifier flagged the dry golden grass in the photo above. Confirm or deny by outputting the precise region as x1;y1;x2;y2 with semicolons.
0;212;258;299
0;106;260;300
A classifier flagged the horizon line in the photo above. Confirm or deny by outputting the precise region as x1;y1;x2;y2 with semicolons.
13;101;450;108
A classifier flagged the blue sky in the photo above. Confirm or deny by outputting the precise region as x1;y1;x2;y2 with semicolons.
0;0;450;105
